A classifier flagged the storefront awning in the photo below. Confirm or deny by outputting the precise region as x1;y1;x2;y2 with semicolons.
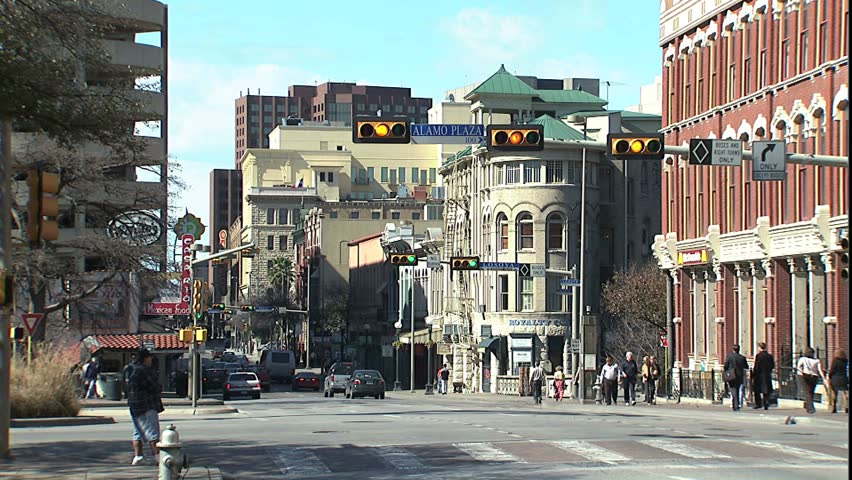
477;337;500;351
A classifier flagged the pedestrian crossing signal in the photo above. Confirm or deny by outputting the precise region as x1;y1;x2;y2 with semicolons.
353;117;410;144
450;256;480;270
390;253;418;266
607;133;665;160
486;125;544;151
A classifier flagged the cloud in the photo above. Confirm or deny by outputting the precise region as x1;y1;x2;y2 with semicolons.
439;8;541;66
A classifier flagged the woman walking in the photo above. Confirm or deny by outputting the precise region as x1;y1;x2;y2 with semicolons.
828;350;848;414
553;366;566;402
796;347;827;414
642;356;659;404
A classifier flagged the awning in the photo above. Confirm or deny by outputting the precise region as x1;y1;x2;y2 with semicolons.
399;328;435;345
477;337;500;351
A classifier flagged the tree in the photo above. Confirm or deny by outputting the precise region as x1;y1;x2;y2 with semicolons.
319;289;350;335
2;0;175;341
268;257;295;302
600;261;667;362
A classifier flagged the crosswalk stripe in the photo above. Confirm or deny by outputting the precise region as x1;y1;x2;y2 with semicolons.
375;446;425;470
550;440;630;464
453;442;523;462
271;447;331;476
639;439;730;459
739;441;846;461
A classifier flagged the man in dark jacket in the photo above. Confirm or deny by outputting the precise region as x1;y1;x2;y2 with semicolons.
724;344;749;411
621;352;639;406
127;348;163;465
752;342;775;410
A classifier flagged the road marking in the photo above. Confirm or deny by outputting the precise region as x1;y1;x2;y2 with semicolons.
453;442;523;462
668;476;701;480
551;440;629;464
383;414;400;418
375;446;425;470
271;447;331;476
639;439;730;459
839;443;848;449
739;441;846;461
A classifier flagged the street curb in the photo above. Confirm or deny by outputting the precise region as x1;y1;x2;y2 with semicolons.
10;416;115;428
80;399;225;409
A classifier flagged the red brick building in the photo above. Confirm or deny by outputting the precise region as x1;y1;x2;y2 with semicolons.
653;0;848;374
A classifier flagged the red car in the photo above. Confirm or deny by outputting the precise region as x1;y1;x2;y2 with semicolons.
292;372;320;392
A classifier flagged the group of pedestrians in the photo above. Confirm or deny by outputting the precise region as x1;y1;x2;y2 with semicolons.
597;352;661;406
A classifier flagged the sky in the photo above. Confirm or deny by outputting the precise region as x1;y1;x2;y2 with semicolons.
158;0;663;245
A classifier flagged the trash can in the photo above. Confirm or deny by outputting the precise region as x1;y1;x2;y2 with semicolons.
101;373;123;401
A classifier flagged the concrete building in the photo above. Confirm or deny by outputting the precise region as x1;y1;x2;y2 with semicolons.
437;66;663;394
208;169;242;302
234;82;432;164
652;0;848;383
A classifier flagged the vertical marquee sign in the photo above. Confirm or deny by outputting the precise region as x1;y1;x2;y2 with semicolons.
179;234;194;313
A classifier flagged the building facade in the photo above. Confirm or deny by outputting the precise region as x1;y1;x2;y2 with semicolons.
654;0;849;375
208;169;242;302
234;82;433;164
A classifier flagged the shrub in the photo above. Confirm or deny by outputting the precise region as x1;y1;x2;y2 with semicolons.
10;345;80;418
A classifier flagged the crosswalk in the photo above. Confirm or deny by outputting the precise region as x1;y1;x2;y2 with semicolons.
267;439;847;477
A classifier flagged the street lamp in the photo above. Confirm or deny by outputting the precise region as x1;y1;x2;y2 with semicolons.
393;320;402;390
424;316;434;395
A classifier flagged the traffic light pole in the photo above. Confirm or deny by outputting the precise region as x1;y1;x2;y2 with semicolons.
578;146;587;404
305;262;311;369
1;120;13;458
410;266;415;393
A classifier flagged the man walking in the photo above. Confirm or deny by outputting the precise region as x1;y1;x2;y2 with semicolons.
530;362;545;404
752;342;775;410
438;363;450;395
724;344;749;411
599;357;621;405
127;348;164;465
621;352;639;406
82;357;100;399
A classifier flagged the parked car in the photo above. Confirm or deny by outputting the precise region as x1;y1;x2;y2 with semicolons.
244;365;272;392
258;349;296;384
344;370;386;399
223;372;262;401
291;372;320;392
323;362;355;397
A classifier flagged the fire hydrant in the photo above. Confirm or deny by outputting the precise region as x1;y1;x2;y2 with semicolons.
157;424;189;480
593;379;603;404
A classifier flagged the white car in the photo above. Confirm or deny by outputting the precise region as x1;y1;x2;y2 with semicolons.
223;372;261;401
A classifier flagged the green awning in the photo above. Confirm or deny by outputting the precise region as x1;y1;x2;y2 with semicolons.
478;337;500;350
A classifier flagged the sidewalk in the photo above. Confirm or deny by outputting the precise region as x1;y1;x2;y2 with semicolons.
80;396;224;408
0;464;223;480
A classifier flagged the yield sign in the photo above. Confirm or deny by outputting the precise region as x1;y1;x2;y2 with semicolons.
21;313;44;336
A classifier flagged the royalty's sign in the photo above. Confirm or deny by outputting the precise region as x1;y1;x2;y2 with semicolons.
107;210;163;246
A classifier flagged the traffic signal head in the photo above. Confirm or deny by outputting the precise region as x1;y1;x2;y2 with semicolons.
195;328;208;342
240;305;255;312
10;326;25;341
450;256;480;270
26;169;60;243
211;303;225;310
607;133;665;160
353;116;410;144
389;252;418;267
487;124;544;151
840;235;849;281
178;328;194;343
0;269;13;307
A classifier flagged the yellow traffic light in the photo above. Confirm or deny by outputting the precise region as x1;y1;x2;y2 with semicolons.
487;125;544;151
195;328;208;342
26;169;60;243
0;269;13;307
607;133;665;160
352;117;410;144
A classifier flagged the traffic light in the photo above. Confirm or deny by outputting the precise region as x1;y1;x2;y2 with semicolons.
178;328;194;343
26;169;60;243
240;305;255;312
10;326;24;341
607;133;665;160
211;303;225;310
352;116;410;144
0;269;13;307
450;256;480;270
389;252;418;266
192;279;203;320
840;234;849;281
195;328;208;342
486;124;544;151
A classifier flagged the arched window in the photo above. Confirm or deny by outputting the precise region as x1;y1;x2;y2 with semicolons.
517;212;534;250
547;214;564;250
496;213;509;251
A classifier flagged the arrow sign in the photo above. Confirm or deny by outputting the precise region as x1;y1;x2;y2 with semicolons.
760;142;775;161
21;313;44;336
752;140;786;181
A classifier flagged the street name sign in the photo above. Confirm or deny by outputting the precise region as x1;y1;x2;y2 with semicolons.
560;279;581;287
689;139;743;166
752;140;786;181
529;264;546;278
410;124;486;144
479;262;520;271
255;306;275;313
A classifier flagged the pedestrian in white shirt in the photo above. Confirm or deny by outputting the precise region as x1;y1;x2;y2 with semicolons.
599;357;621;405
796;347;827;414
530;363;545;404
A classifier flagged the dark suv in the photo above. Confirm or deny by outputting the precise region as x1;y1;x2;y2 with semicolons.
323;362;355;397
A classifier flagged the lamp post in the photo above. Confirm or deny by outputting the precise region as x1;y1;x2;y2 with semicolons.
425;316;434;395
394;320;402;390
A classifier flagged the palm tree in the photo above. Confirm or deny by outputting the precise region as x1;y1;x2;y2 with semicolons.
268;257;295;303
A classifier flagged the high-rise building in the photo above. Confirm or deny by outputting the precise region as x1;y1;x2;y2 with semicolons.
653;1;848;377
208;169;242;301
234;82;432;164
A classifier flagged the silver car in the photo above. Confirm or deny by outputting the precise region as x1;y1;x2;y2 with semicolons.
223;372;261;401
323;362;355;397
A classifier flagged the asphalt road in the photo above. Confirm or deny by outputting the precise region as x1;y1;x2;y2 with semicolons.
9;385;849;480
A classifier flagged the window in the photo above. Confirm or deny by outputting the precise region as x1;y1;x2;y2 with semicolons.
389;169;397;184
429;168;436;184
820;23;828;63
267;260;273;270
328;172;334;183
519;277;534;311
399;168;406;183
547;215;564;250
759;50;767;87
506;163;521;184
546;161;563;183
546;280;563;312
411;168;419;184
279;235;288;250
800;32;809;71
350;211;360;219
381;167;389;182
391;211;400;220
783;41;790;78
367;167;374;182
524;161;541;183
266;208;275;224
277;208;288;225
517;213;533;249
498;275;509;311
292;208;300;224
267;235;274;250
412;212;421;220
798;168;808;220
329;211;338;219
371;211;381;220
727;64;736;101
497;214;509;251
319;172;326;182
743;58;751;94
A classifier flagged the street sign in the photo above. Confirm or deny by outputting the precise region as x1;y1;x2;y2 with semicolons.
21;313;44;336
207;308;223;314
571;338;581;350
689;139;743;166
142;340;155;351
752;140;787;181
255;306;275;313
518;263;531;277
560;278;581;287
660;336;669;348
529;264;545;277
410;124;486;145
479;262;520;270
427;254;440;269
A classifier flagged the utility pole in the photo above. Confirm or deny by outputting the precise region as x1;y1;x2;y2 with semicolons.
409;266;415;393
1;120;13;458
305;261;311;369
578;146;588;403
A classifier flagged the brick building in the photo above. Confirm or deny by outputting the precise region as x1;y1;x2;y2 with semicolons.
653;0;848;376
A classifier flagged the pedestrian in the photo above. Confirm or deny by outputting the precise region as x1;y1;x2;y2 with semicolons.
599;357;620;405
796;347;827;414
530;362;545;404
553;366;565;402
127;348;164;465
641;356;654;404
439;363;450;395
723;344;748;411
751;342;775;410
828;350;848;414
620;352;639;406
82;357;100;399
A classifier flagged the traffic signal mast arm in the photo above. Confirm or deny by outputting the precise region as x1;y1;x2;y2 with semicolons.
191;242;256;266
